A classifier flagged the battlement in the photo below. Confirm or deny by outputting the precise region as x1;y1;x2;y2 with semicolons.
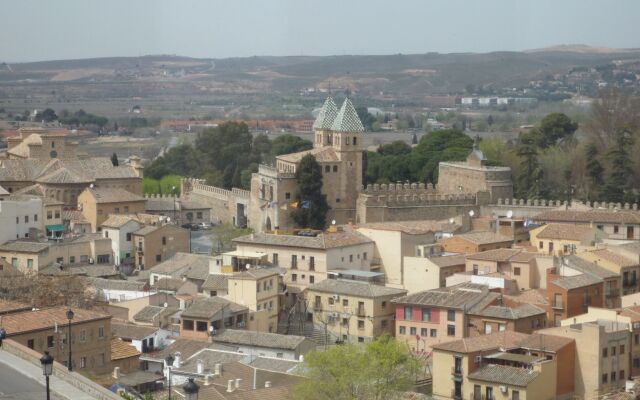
144;193;177;199
359;182;439;195
494;198;639;210
258;163;295;179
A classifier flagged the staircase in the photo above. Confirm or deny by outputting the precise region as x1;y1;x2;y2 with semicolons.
278;310;337;347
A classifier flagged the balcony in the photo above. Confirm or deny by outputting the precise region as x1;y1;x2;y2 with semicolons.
552;301;564;310
451;366;463;376
357;307;366;317
624;279;637;288
606;288;620;298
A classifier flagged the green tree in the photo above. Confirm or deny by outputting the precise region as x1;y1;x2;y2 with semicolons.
111;152;119;167
585;143;604;200
355;106;376;131
378;140;412;156
36;108;57;122
516;133;544;199
531;112;578;148
291;154;329;229
603;129;634;203
270;134;312;156
409;129;473;183
294;335;420;400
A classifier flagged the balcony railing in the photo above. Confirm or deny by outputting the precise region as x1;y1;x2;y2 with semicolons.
606;288;620;298
552;301;564;310
451;366;463;376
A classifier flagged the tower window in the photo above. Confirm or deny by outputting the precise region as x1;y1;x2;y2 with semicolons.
353;137;357;145
346;137;351;145
333;165;338;172
325;165;330;173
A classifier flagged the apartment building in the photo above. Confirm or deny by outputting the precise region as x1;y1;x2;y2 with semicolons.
546;267;605;326
465;248;551;291
180;297;249;341
431;331;575;400
101;215;142;266
542;321;632;398
578;248;640;296
226;268;280;333
78;186;147;232
529;223;606;256
132;224;189;270
0;306;112;374
0;195;42;243
232;229;375;292
209;329;316;360
559;255;620;309
467;299;547;337
403;254;466;293
440;231;513;254
533;209;640;241
306;279;406;343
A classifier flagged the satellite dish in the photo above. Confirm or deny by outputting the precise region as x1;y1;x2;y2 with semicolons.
468;210;475;217
163;302;168;308
246;263;251;270
507;210;513;219
448;218;454;224
331;220;336;225
89;183;94;189
166;217;171;222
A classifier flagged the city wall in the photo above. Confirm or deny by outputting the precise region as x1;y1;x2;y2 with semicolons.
180;178;249;227
483;198;640;219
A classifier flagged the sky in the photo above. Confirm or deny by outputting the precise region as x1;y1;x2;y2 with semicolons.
1;0;639;62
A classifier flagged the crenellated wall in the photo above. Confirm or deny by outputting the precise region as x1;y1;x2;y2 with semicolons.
482;198;640;219
180;178;249;227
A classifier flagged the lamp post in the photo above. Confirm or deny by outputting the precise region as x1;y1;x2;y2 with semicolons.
66;309;74;371
40;351;54;400
0;328;6;347
183;377;200;400
165;354;175;400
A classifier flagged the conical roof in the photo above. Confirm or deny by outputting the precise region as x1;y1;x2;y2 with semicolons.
330;98;365;133
312;97;338;130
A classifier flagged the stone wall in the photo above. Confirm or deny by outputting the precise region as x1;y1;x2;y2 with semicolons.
483;198;640;219
180;178;249;227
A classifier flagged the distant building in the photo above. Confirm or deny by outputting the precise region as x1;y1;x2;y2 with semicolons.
78;186;147;232
132;224;190;270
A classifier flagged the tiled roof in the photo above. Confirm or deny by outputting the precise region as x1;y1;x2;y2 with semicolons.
433;331;529;353
428;254;466;268
233;230;372;250
0;157;139;182
589;249;638;267
133;305;167;323
62;210;89;224
467;248;522;262
535;223;597;240
312;97;339;130
308;279;407;298
552;273;602;290
141;338;238;362
391;283;490;309
111;338;141;361
202;274;230;291
534;209;640;225
563;255;618;279
470;303;546;320
230;268;280;281
358;220;453;235
36;167;93;184
148;252;212;280
1;306;110;335
211;329;311;350
133;225;159;236
331;98;364;132
101;215;140;229
504;289;549;306
452;231;512;245
7;133;43;158
181;297;248;320
151;277;186;291
145;198;178;212
0;240;50;253
517;333;574;353
112;322;158;340
276;146;340;163
468;364;540;387
617;242;640;255
0;299;31;314
88;277;148;292
84;187;145;204
40;264;119;278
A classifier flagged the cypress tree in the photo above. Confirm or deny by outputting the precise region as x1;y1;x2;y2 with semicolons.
603;129;634;203
111;152;119;166
291;154;330;229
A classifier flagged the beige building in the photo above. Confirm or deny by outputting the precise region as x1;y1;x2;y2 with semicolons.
403;254;466;293
226;268;280;333
306;279;406;343
440;231;513;254
529;223;607;256
465;248;552;291
578;248;640;296
78;186;147;232
232;229;375;292
541;320;632;399
180;297;249;341
534;209;640;241
0;306;112;374
133;224;190;270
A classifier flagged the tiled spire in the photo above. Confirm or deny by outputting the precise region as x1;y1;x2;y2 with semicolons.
330;98;365;132
312;97;338;130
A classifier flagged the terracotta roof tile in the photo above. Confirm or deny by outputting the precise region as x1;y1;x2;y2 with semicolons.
536;223;599;240
308;279;407;298
111;338;141;361
468;364;540;387
452;231;512;245
589;249;638;268
233;230;372;250
433;331;529;353
391;283;490;309
1;306;110;336
534;209;640;225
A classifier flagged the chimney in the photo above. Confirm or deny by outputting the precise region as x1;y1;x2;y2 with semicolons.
214;363;222;376
196;359;204;374
235;378;242;389
264;381;272;388
112;367;120;379
227;379;235;393
204;374;211;386
174;352;182;368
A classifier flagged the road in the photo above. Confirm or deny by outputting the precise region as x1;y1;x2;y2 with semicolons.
190;229;214;254
0;361;48;400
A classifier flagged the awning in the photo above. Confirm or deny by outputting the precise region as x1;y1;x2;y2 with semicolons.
46;224;65;232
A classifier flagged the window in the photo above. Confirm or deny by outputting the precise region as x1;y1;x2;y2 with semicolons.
349;254;353;262
183;319;194;330
499;324;506;332
11;258;17;267
539;241;543;249
80;255;89;263
602;373;608;384
381;301;386;308
612;346;616;356
421;328;428;336
97;254;110;263
382;320;388;329
98;326;105;338
447;310;455;322
603;348;608;358
309;256;315;270
79;330;86;342
27;339;34;349
55;210;60;218
358;320;365;330
486;386;493;400
358;337;365;343
636;334;639;345
430;329;437;337
363;252;367;260
276;352;283;358
422;308;431;321
346;136;351;145
325;165;330;173
156;254;161;262
620;370;625;380
353;137;357;145
272;253;279;264
597;224;604;230
621;344;625;354
291;255;297;269
635;358;640;368
285;192;291;200
34;214;38;222
611;371;616;381
614;225;620;234
343;299;349;306
291;273;297;282
512;390;520;400
47;336;54;348
104;230;109;238
70;256;75;263
80;357;86;369
447;325;455;336
404;306;412;320
256;282;261;293
162;236;167;245
335;198;340;203
126;232;132;241
485;323;492;334
196;321;208;331
124;206;129;213
196;212;203;219
514;267;521;276
399;326;406;334
24;215;29;223
333;165;338;172
27;259;33;269
47;211;52;219
410;327;417;335
114;207;120;214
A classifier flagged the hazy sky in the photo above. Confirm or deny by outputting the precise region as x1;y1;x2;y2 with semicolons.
2;0;638;62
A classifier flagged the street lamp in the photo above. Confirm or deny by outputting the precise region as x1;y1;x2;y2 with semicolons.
0;328;6;347
165;354;175;400
183;377;200;400
40;351;54;400
66;309;74;371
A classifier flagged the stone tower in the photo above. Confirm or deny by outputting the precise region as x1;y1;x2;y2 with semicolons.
313;97;338;148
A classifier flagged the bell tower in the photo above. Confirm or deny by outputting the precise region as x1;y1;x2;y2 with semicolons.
312;97;338;149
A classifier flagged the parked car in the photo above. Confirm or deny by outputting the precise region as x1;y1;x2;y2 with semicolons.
181;223;200;231
197;222;212;230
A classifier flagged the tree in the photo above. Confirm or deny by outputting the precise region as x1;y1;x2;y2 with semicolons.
355;106;376;131
586;88;640;150
531;113;578;149
291;155;329;229
516;133;544;199
36;108;58;122
294;335;420;400
111;152;119;167
271;134;312;156
603;129;635;203
409;129;473;183
378;140;412;156
585;143;604;200
411;132;418;145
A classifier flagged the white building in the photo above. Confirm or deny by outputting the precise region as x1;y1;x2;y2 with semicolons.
112;322;175;353
101;215;141;266
0;195;42;243
88;277;150;302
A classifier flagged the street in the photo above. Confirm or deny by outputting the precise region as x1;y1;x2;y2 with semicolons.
0;361;47;400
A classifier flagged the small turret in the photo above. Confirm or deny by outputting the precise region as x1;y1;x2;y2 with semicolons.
313;97;338;148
